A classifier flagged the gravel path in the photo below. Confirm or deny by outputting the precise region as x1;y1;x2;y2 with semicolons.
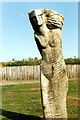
1;79;77;86
1;80;40;86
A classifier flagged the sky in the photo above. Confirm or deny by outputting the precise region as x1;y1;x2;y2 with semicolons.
1;2;78;62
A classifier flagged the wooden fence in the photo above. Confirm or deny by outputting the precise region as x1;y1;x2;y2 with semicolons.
0;65;79;81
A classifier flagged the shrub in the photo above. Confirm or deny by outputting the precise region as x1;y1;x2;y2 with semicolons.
1;57;80;67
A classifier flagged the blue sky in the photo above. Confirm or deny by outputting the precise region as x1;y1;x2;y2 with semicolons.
1;2;78;62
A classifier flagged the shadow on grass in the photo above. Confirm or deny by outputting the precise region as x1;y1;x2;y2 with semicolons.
0;109;42;120
0;109;79;120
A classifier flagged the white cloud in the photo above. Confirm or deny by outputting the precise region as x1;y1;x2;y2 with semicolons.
20;13;26;19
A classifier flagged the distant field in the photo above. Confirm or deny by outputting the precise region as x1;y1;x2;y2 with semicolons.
1;79;79;119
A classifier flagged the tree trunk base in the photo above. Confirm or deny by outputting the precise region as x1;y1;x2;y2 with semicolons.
40;72;68;119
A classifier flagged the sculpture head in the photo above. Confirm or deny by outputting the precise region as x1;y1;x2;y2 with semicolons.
28;9;64;31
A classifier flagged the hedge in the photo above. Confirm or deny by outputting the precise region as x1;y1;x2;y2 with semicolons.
1;57;80;67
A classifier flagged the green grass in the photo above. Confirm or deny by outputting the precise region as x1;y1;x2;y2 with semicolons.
1;79;79;119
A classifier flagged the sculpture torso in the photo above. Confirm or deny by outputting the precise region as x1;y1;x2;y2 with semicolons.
34;25;67;81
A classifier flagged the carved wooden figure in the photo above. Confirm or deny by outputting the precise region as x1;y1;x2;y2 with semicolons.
28;9;68;119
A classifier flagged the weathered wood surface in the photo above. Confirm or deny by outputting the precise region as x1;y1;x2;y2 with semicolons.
0;65;79;81
67;65;79;79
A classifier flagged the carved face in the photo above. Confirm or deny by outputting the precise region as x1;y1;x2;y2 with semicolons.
28;9;44;31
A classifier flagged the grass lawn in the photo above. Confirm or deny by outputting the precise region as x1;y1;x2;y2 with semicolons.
1;79;79;120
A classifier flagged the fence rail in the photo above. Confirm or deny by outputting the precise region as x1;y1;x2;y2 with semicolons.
0;65;79;81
